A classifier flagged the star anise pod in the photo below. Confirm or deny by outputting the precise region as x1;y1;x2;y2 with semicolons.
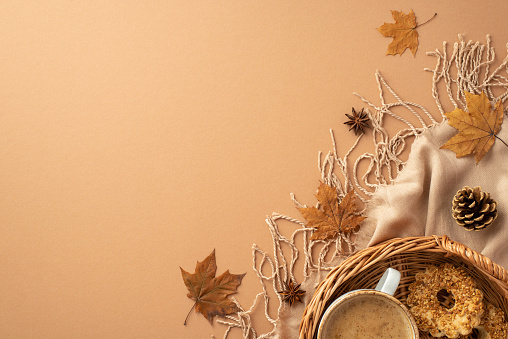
344;107;370;135
278;279;305;306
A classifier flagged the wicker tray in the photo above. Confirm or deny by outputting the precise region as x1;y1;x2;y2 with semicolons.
299;235;508;338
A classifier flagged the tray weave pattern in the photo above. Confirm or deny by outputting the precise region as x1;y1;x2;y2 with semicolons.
299;235;508;338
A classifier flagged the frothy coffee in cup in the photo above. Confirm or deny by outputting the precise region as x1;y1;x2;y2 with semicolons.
320;292;415;338
317;268;418;339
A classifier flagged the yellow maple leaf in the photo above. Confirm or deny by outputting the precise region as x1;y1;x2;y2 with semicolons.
298;183;366;241
441;91;505;164
377;10;436;57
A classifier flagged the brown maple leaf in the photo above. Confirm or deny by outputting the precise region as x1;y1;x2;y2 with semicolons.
298;183;366;241
377;10;436;56
441;91;507;164
180;249;245;325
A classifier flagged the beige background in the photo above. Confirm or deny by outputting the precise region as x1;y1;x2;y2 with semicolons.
1;1;508;338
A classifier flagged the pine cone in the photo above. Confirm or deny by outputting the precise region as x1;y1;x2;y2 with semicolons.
452;186;498;231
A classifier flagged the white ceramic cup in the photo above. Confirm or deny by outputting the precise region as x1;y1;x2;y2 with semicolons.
317;268;419;339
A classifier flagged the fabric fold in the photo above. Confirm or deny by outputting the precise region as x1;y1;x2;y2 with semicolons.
367;120;508;269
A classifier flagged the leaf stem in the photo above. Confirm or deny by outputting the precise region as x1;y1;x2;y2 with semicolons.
417;13;437;28
183;303;195;325
496;135;508;148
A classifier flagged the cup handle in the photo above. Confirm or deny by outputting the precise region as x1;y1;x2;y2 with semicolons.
375;268;401;296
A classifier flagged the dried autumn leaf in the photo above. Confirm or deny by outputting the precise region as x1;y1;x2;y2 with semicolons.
441;91;506;164
298;183;366;241
377;10;436;56
180;249;245;325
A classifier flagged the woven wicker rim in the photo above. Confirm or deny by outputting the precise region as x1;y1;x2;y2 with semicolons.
299;235;508;339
